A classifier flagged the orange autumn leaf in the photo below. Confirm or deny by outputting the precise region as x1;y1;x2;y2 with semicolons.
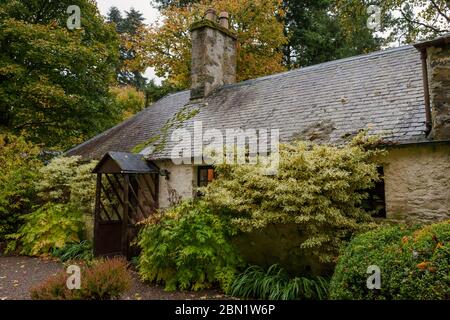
143;0;287;88
416;261;429;270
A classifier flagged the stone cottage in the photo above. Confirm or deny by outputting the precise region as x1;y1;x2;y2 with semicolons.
67;10;449;257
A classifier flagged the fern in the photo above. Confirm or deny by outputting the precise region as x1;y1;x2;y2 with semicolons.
7;203;85;256
137;200;243;292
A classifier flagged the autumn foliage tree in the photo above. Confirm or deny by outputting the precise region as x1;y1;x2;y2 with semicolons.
145;0;287;88
0;0;121;149
110;86;146;120
106;7;149;90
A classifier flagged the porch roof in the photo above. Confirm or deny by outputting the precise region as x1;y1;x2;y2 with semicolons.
92;152;159;174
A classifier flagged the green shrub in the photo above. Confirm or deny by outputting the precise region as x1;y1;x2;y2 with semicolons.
0;133;42;241
5;156;98;254
137;200;243;292
30;257;132;300
7;203;85;256
231;264;329;300
52;240;93;262
202;132;384;263
36;156;97;213
329;220;450;300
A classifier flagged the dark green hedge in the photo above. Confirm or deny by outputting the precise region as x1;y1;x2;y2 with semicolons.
329;220;450;299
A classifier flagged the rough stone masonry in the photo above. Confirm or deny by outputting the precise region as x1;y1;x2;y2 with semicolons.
190;9;237;99
427;43;450;140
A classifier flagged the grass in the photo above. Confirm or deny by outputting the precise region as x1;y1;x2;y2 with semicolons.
51;240;93;262
230;264;329;300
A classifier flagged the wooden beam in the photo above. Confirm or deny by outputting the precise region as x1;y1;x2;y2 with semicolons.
99;199;112;221
139;188;156;214
141;174;156;202
140;174;159;214
100;182;122;220
154;173;160;208
128;178;147;221
113;174;124;191
93;173;102;256
121;174;130;257
135;182;157;218
105;174;124;206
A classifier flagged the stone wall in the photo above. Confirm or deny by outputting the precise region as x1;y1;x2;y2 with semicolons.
383;143;450;223
155;160;196;208
151;143;449;274
427;43;450;140
231;143;450;275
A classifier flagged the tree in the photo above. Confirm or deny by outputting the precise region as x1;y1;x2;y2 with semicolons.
146;0;287;88
110;86;146;119
107;7;148;89
0;134;42;242
334;1;449;45
106;6;123;31
144;80;180;105
122;8;146;34
284;0;382;68
153;0;381;69
0;0;121;149
153;0;197;9
153;0;449;70
381;0;449;43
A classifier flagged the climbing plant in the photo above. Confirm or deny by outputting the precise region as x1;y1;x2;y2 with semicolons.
202;132;386;263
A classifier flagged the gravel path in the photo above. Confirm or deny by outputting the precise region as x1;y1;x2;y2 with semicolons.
0;256;62;300
0;256;227;300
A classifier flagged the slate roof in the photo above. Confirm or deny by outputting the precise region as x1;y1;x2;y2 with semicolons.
93;152;160;173
67;45;429;160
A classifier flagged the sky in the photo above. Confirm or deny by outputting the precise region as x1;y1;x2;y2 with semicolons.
95;0;162;83
95;0;160;24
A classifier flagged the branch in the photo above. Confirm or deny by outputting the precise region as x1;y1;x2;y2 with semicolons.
429;0;450;23
399;9;445;33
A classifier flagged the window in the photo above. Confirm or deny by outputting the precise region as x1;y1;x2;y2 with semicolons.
0;106;9;126
197;166;215;187
365;167;386;218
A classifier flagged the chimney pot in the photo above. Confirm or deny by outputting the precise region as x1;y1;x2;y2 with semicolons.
219;11;229;29
204;8;217;22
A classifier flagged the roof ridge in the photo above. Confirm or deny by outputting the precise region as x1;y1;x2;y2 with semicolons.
222;44;415;89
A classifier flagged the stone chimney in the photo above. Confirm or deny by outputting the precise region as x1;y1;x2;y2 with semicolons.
190;9;237;99
414;34;450;140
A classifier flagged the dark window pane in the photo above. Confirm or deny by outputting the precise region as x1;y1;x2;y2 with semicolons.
198;167;215;188
364;167;386;218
